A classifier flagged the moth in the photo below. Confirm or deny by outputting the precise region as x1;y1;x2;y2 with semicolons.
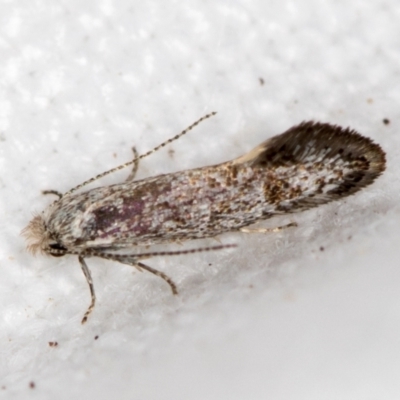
22;113;386;323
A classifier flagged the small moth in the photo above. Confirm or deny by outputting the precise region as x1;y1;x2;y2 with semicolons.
22;113;386;323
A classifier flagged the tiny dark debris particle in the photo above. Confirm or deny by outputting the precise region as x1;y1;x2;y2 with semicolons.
29;382;35;389
320;246;325;251
48;341;58;347
94;335;99;340
259;77;265;85
383;118;390;125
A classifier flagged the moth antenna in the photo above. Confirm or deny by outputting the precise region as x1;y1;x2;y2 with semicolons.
64;112;217;197
90;243;237;260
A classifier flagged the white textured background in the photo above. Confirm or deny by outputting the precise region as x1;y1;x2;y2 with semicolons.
0;0;399;399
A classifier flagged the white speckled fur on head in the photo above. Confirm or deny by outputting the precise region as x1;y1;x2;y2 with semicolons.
22;114;386;323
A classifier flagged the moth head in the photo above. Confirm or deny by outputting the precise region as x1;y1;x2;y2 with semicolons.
22;214;67;257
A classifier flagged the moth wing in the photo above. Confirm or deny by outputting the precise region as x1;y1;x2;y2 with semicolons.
233;121;385;206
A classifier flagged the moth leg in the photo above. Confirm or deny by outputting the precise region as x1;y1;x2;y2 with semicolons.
42;190;63;199
240;222;298;234
78;256;96;324
95;252;179;294
136;261;178;295
125;146;139;181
